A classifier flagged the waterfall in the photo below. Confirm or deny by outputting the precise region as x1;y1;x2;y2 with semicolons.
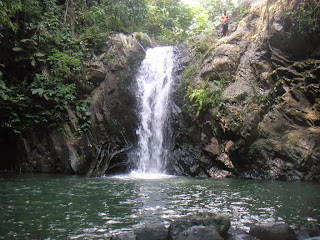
133;46;174;174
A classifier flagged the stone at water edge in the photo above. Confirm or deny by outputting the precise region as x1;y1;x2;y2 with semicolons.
169;212;231;239
228;233;259;240
135;223;169;240
297;222;320;239
228;229;259;240
249;223;297;240
176;226;223;240
110;231;136;240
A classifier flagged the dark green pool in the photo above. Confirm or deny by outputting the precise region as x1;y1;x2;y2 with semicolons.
0;173;319;239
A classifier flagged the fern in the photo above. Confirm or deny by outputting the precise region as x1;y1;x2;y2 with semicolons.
187;79;228;117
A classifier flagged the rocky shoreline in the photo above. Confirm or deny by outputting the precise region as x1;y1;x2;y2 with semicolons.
110;212;320;240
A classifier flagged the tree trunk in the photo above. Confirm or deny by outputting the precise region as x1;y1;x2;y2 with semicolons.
65;0;76;36
70;0;75;36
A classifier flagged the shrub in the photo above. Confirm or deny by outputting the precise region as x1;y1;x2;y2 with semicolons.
187;79;228;117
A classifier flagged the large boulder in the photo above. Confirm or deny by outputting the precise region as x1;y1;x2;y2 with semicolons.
169;212;230;239
249;223;297;240
110;232;137;240
176;226;223;240
228;229;260;240
229;234;259;240
297;222;320;239
135;223;169;240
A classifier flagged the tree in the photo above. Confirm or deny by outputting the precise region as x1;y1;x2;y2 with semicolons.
100;0;149;32
200;0;235;25
145;0;194;43
0;0;22;33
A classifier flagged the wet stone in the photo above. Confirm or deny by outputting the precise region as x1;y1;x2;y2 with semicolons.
249;223;297;240
176;226;223;240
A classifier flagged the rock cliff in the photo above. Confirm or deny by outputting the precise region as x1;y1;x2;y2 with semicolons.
170;0;320;181
10;33;154;176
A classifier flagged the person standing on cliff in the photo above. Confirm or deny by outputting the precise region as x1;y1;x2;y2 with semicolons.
221;10;230;37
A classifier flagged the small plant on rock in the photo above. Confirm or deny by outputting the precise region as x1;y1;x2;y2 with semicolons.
187;78;228;117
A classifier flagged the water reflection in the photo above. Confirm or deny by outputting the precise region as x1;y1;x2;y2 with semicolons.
0;174;319;239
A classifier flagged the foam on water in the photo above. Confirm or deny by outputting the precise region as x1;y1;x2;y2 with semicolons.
109;171;174;180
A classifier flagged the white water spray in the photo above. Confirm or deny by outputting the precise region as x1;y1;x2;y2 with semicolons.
133;47;174;174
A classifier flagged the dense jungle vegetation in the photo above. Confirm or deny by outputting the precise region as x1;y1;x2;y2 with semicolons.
0;0;239;135
0;0;318;135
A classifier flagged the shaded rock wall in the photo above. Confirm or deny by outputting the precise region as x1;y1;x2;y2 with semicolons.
170;0;320;181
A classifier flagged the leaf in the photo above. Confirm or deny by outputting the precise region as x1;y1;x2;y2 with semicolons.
31;88;45;96
12;47;23;52
34;52;45;57
31;59;36;67
43;94;49;100
38;88;44;96
31;89;39;95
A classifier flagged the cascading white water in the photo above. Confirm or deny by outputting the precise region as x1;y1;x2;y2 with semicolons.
133;46;174;174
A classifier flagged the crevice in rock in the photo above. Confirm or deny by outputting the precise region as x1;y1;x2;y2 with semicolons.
0;128;19;171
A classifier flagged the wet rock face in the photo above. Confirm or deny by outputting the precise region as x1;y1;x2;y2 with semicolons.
18;33;154;175
173;0;320;181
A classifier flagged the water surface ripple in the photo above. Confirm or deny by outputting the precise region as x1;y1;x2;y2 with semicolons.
0;174;319;239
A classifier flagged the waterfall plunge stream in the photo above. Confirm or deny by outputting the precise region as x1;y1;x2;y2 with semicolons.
133;47;174;175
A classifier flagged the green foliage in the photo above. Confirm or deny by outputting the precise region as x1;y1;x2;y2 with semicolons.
182;64;198;90
1;68;92;133
238;0;249;19
188;33;215;56
248;143;262;157
103;0;149;32
294;0;320;35
183;67;192;83
201;0;235;26
186;3;213;37
75;100;91;132
47;50;81;80
146;0;194;44
188;86;214;117
187;79;228;117
0;0;242;135
30;74;76;106
1;72;34;133
0;71;9;100
0;0;22;33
